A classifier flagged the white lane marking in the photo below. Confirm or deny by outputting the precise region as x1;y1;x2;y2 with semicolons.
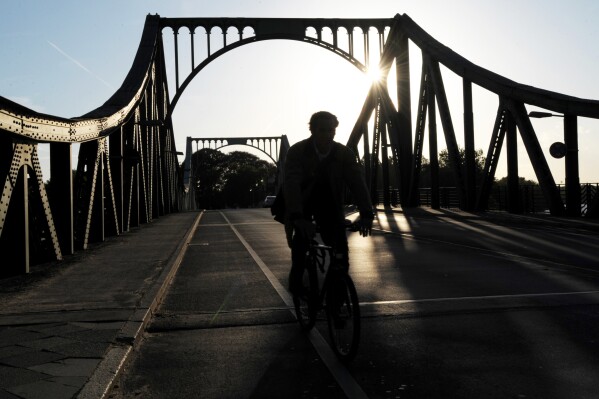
199;222;280;227
360;290;599;306
220;211;369;399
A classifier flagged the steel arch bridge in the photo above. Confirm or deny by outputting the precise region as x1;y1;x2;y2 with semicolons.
1;13;599;274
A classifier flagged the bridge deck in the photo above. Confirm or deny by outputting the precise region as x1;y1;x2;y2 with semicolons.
1;208;598;398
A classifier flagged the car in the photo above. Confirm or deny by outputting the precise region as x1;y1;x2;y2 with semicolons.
263;195;276;207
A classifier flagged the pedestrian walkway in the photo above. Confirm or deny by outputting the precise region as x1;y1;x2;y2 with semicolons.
0;211;202;399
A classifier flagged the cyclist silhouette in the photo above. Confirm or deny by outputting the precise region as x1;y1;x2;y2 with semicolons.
283;111;374;294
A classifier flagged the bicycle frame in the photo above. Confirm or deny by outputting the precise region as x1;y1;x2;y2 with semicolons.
307;240;346;311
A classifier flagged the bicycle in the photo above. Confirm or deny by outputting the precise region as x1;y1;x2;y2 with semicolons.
292;234;361;362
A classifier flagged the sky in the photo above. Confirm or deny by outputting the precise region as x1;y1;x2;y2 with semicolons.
1;0;599;184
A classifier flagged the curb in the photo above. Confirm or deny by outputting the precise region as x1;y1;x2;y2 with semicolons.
76;211;204;399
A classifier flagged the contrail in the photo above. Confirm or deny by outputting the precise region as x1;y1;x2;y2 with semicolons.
47;41;114;90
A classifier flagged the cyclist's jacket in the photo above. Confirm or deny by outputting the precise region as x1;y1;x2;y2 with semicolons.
283;136;373;225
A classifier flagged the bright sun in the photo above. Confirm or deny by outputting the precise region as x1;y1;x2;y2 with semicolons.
366;66;383;83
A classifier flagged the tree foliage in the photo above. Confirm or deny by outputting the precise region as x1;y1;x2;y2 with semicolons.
191;149;276;209
419;148;486;187
494;176;538;186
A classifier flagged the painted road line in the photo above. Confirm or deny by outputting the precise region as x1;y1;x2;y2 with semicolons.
360;290;599;306
220;211;369;399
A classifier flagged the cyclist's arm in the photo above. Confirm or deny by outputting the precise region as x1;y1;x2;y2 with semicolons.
357;216;373;237
341;146;375;236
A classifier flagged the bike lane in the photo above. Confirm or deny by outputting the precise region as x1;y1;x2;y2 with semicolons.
109;210;352;398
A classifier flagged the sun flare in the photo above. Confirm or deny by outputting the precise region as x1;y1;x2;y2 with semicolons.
366;66;383;83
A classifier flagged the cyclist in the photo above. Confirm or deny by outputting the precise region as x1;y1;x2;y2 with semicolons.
283;111;374;294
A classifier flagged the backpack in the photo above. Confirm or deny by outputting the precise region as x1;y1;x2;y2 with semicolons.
271;145;337;224
270;186;286;224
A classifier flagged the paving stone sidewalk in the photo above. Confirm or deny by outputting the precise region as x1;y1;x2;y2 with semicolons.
0;211;201;399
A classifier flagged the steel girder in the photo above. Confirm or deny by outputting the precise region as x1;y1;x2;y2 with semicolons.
160;17;395;114
394;14;597;215
0;15;182;274
0;141;62;273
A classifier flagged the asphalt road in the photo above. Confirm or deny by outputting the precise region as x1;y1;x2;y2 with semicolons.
108;208;599;399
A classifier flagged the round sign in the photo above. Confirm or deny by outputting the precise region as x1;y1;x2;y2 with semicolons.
549;142;567;159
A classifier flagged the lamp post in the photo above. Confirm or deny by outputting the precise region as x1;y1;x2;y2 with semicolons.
529;111;581;216
528;111;563;118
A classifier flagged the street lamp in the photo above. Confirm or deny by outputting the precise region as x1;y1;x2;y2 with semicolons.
528;111;564;119
529;111;567;158
528;111;580;216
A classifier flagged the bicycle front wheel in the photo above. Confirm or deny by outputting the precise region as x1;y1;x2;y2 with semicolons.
325;272;360;362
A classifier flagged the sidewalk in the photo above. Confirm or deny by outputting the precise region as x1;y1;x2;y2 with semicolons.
0;211;202;399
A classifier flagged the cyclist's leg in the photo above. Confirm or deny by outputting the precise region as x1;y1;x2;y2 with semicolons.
318;220;349;268
319;220;349;304
289;229;309;294
291;227;318;330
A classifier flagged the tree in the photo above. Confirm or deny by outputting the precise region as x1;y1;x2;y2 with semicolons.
191;149;276;209
191;149;227;209
221;151;275;208
494;176;538;186
419;148;485;187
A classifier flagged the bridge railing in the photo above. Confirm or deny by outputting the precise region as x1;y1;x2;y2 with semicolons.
413;184;599;217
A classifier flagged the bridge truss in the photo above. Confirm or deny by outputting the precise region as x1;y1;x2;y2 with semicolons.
1;13;598;274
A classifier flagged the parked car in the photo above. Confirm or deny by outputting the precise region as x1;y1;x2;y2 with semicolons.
263;195;276;207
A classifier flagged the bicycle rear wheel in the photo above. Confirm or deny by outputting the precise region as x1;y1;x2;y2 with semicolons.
326;272;360;362
293;262;318;331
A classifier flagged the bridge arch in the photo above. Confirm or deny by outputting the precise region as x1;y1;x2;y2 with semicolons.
160;17;394;114
187;136;282;165
216;143;276;164
167;35;368;114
